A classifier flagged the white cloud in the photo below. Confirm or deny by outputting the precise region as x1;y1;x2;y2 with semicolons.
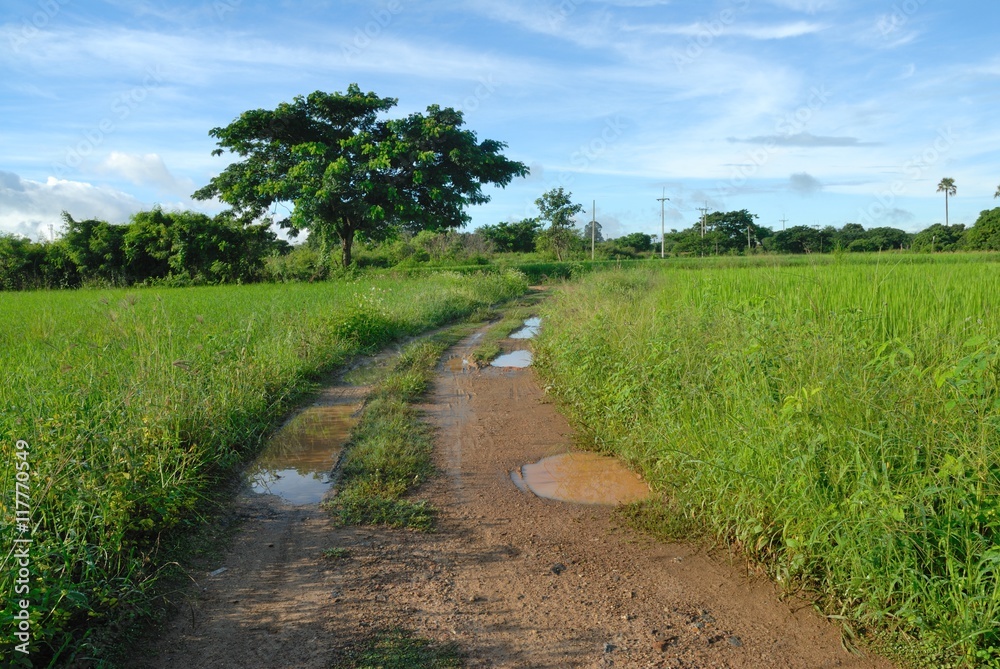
96;152;194;196
766;0;839;13
0;171;145;240
626;21;826;40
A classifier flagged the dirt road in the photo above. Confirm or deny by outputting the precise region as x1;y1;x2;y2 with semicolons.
146;324;894;668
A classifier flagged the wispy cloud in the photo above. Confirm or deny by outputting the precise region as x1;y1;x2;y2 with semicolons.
625;20;825;40
727;132;880;148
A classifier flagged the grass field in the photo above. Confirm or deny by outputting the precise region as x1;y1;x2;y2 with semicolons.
0;270;527;665
534;254;1000;667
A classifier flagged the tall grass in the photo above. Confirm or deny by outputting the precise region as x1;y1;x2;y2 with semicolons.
0;270;527;665
534;256;1000;667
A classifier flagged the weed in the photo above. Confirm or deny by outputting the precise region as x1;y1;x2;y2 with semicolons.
331;628;463;669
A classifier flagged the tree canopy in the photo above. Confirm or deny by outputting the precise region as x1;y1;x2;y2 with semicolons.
193;85;529;267
534;187;584;261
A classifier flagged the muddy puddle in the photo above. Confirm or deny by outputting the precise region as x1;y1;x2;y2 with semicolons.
511;452;650;505
248;403;359;505
491;350;533;368
509;317;542;340
445;355;472;372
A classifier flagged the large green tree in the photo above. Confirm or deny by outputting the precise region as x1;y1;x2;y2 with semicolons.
193;85;528;268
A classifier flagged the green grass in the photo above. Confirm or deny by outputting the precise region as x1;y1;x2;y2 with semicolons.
326;336;460;531
0;270;527;666
534;255;1000;668
330;628;463;669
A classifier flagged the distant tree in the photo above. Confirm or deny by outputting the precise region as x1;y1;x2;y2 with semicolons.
193;85;528;268
964;207;1000;251
937;177;957;226
995;184;1000;199
615;232;653;252
581;220;604;244
704;209;760;253
911;223;966;252
765;225;821;254
124;207;173;280
535;187;584;261
61;212;128;283
835;223;867;249
0;234;41;290
865;227;911;251
479;218;541;253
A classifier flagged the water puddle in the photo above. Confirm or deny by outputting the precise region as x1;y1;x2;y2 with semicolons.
248;403;359;505
491;350;533;368
509;317;542;340
445;355;471;372
510;452;650;505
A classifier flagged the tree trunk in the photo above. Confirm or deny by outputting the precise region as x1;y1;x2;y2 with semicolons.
340;225;354;269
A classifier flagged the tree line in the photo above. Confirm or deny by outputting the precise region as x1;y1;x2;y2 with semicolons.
6;84;1000;290
0;209;286;290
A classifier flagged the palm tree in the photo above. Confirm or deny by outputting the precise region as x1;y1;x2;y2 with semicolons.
994;184;1000;199
937;178;956;225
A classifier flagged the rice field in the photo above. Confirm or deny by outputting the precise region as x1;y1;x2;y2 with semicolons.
0;270;527;665
534;255;1000;667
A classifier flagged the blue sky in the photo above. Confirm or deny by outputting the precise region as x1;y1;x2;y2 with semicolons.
3;0;999;242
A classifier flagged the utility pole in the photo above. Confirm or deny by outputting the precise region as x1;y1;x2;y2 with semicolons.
698;204;709;238
779;214;788;231
747;225;752;251
590;200;596;260
657;188;670;258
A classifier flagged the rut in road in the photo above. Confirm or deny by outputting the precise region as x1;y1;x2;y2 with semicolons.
146;322;895;669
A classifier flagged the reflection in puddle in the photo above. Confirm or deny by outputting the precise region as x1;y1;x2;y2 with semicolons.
511;452;650;505
491;350;533;368
510;317;542;340
248;404;359;504
445;355;471;372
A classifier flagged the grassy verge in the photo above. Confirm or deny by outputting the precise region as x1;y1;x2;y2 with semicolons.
535;260;1000;668
0;270;527;666
326;335;462;531
331;628;463;669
